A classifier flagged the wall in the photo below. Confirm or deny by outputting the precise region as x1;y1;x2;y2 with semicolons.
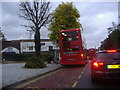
20;39;58;53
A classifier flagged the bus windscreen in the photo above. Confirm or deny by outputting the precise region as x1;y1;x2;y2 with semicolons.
62;31;79;41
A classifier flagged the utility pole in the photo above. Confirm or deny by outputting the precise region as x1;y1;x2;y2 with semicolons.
118;1;120;30
0;28;2;38
112;22;117;30
118;1;120;24
0;28;2;63
107;22;117;34
53;40;57;63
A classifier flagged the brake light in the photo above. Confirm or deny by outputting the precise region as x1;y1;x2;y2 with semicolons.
107;50;116;53
76;36;79;38
81;54;84;58
60;57;62;60
99;62;104;65
93;62;99;68
92;61;104;68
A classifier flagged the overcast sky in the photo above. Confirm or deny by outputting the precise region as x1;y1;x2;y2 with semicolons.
1;1;118;49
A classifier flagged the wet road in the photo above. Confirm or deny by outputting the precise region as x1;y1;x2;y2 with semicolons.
15;64;86;88
9;61;120;89
75;61;120;88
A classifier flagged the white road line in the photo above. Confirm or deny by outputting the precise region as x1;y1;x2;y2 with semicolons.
78;75;81;79
81;71;84;74
72;81;78;88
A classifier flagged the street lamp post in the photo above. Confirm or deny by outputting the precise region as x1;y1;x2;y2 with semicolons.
53;40;57;63
117;24;120;30
0;30;2;63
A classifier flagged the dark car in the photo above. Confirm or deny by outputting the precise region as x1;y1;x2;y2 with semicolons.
91;49;120;82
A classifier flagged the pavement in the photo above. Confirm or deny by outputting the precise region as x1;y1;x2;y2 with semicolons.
2;63;62;88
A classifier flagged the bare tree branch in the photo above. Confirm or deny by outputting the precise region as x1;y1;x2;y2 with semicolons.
19;0;52;54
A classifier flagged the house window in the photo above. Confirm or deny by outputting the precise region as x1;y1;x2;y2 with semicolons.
41;43;45;45
29;46;33;50
49;46;53;51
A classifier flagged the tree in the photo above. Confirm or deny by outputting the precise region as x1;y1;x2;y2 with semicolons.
0;28;6;41
107;30;120;49
49;2;82;45
19;0;52;56
0;28;2;38
100;29;120;50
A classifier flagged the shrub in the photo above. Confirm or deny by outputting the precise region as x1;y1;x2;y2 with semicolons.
14;54;35;61
24;56;46;68
41;53;54;63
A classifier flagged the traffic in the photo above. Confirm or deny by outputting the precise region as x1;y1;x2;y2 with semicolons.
59;29;120;84
1;1;120;89
8;29;119;89
59;29;87;65
91;49;120;82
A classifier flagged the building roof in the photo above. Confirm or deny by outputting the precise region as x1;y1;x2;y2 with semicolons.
19;39;50;42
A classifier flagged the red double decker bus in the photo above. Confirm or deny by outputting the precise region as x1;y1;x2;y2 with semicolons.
59;29;86;65
87;48;96;60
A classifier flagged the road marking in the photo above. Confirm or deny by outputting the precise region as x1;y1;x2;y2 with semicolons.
16;70;60;88
81;71;84;74
72;64;88;88
72;81;78;88
23;87;36;90
78;75;81;79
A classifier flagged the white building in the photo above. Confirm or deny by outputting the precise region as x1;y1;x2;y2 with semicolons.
20;39;58;53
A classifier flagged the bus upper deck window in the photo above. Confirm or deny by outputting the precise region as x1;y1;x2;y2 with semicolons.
62;31;78;41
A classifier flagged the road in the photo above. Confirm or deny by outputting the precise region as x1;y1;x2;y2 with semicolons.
8;61;120;89
75;61;120;88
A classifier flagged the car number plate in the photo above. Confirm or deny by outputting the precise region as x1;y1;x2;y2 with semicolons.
107;65;120;69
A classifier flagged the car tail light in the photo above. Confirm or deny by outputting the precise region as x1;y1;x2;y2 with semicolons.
107;50;116;53
93;61;99;68
92;61;104;68
60;57;62;60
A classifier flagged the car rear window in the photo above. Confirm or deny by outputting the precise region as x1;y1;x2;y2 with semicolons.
96;52;120;60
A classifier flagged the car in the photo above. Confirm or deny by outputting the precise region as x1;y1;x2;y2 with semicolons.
91;49;120;82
